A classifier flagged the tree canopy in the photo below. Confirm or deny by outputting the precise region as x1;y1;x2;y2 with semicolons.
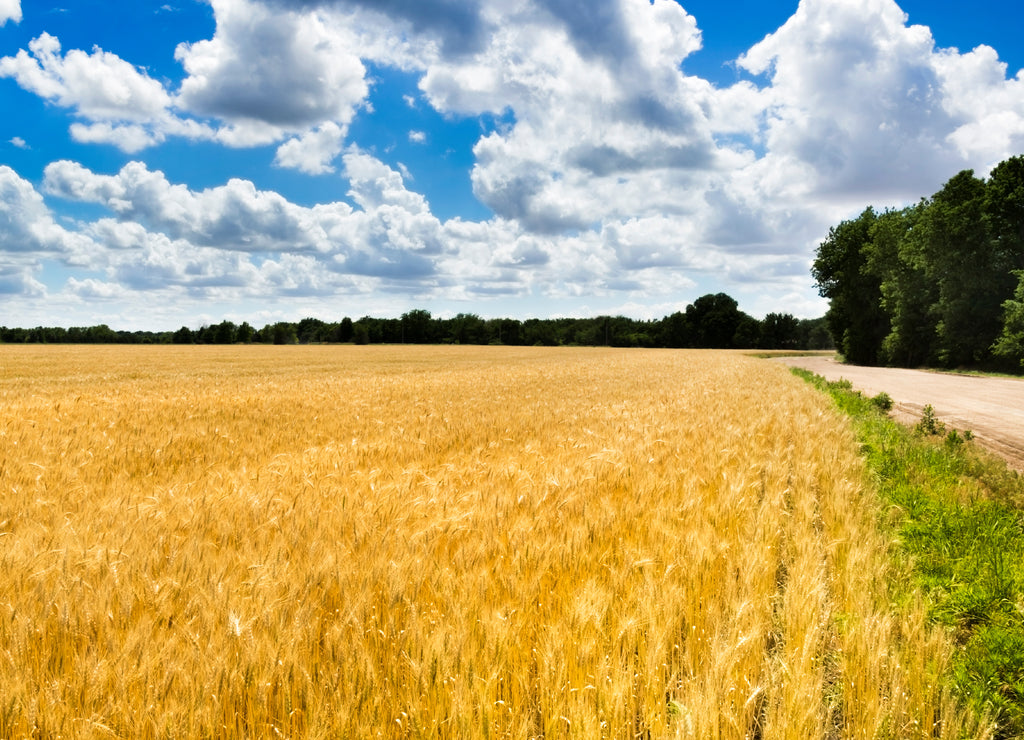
1;296;832;352
813;154;1024;371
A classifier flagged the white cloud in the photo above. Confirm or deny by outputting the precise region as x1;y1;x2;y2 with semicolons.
274;122;346;174
0;33;171;121
66;277;130;300
734;0;995;202
0;0;21;26
40;154;452;287
931;44;1024;166
0;166;98;297
175;0;368;144
68;122;163;153
0;33;220;152
343;148;432;214
0;265;45;297
43;159;331;253
9;136;28;149
403;0;725;237
0;165;91;256
7;0;1024;321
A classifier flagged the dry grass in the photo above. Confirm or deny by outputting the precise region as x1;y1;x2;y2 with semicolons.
0;345;988;738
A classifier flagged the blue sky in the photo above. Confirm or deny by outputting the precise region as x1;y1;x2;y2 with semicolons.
1;0;1023;330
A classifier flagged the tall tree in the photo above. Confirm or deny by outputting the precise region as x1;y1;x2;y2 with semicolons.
658;311;690;348
760;313;800;350
812;208;888;365
236;321;255;343
685;293;744;348
919;170;1004;366
992;270;1024;369
985;155;1024;275
865;205;937;367
401;309;433;343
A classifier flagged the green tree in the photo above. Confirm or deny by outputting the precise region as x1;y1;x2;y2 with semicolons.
296;317;326;344
919;170;1006;367
486;318;521;345
733;314;761;349
236;321;255;344
685;293;745;348
272;322;298;345
992;270;1024;369
812;207;888;365
658;311;691;348
336;317;354;343
985;155;1024;274
213;320;237;344
449;313;488;344
401;309;433;343
797;318;834;350
759;313;800;350
522;319;557;346
865;205;937;367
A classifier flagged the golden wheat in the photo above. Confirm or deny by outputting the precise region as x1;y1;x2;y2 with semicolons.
0;345;988;738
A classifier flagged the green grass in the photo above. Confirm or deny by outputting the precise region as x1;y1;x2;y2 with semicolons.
793;367;1024;737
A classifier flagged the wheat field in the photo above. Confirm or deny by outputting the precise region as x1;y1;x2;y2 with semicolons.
0;345;987;738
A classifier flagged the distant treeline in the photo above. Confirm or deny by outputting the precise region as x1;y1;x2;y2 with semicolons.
1;293;832;351
813;154;1024;370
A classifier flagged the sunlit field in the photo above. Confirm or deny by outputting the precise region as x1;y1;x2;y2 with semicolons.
0;345;987;738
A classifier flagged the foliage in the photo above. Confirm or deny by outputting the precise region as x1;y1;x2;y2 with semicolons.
812;207;889;365
866;204;938;367
813;154;1024;372
0;295;835;351
871;391;894;411
915;404;946;436
992;270;1024;368
795;366;1024;737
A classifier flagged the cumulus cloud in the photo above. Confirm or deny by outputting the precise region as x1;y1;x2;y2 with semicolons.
0;166;98;298
733;0;1024;203
6;0;1024;320
0;0;371;153
0;33;170;120
66;277;129;300
404;0;723;235
0;32;216;152
40;153;453;287
933;44;1024;164
0;0;21;25
43;159;330;252
0;165;91;256
175;0;368;144
274;122;346;174
265;0;488;56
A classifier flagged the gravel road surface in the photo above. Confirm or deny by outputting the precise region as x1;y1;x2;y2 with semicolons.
774;355;1024;472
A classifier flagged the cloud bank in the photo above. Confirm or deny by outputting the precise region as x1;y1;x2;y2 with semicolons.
1;0;1024;327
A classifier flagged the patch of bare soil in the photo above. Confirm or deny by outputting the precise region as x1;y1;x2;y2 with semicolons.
774;355;1024;473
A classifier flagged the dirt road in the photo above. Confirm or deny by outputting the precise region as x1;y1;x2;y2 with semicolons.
774;355;1024;472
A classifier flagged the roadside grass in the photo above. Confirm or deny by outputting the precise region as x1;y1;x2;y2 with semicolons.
742;350;837;360
793;368;1024;737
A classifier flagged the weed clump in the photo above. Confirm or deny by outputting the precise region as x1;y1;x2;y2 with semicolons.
915;404;946;435
871;391;894;411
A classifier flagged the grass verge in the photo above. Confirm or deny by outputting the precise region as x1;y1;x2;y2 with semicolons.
793;368;1024;737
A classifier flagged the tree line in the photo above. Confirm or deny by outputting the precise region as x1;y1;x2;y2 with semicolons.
0;293;832;351
813;155;1024;370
